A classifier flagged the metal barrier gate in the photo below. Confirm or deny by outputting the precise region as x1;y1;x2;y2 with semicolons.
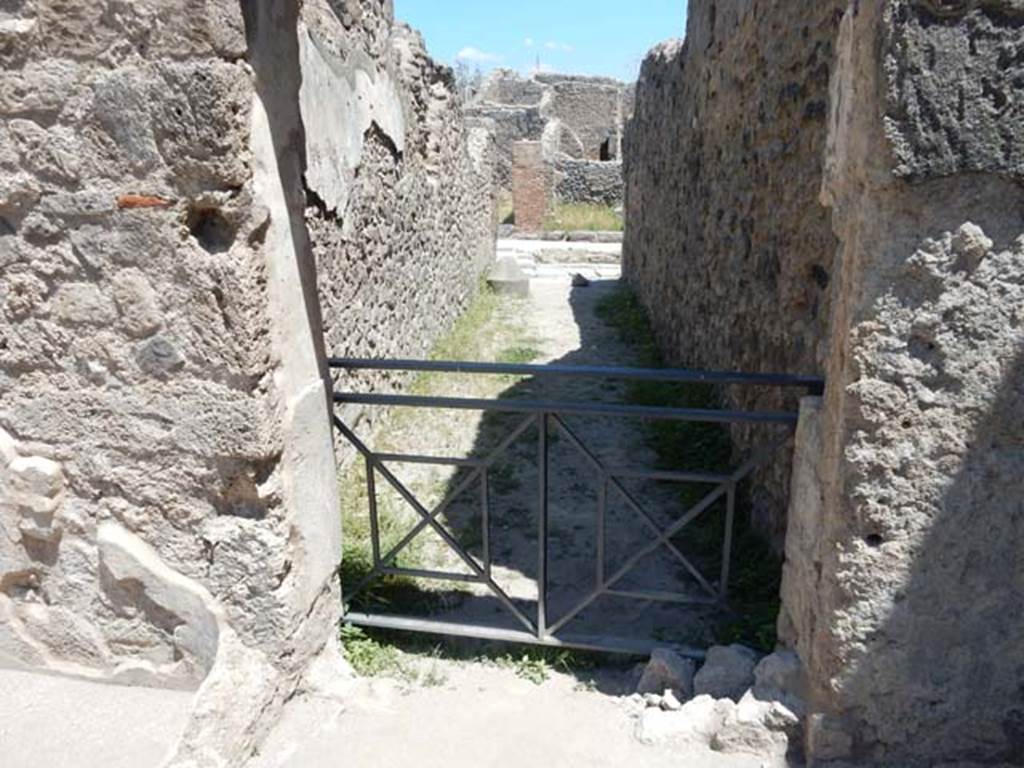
330;358;823;655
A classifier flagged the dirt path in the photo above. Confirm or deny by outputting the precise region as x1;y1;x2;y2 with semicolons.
254;660;769;768
267;255;768;768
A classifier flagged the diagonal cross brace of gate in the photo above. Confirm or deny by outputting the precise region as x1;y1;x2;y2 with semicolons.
335;414;540;634
544;419;793;636
549;414;721;600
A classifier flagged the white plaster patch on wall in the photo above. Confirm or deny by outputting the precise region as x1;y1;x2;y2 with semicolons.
298;21;406;215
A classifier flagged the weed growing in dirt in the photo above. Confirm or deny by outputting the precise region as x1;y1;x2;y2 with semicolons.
494;647;595;685
594;285;784;652
339;624;612;688
496;345;542;365
340;283;517;611
497;193;515;226
341;626;450;686
341;625;407;677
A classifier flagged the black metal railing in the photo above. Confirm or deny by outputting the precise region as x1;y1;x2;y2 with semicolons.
330;358;823;656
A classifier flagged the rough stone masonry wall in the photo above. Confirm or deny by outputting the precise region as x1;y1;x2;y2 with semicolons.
0;1;493;765
781;2;1024;764
536;73;626;160
0;2;339;763
464;101;545;191
469;69;631;196
297;5;497;425
623;0;847;544
552;157;625;207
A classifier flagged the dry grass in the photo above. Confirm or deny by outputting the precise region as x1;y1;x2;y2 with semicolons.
544;203;623;232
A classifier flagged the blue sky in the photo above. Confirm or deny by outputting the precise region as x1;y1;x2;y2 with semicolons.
394;0;688;81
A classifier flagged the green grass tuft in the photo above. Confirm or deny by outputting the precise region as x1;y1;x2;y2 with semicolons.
341;625;407;678
496;346;542;365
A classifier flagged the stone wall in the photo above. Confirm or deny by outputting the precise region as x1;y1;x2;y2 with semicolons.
468;69;632;197
463;102;545;190
478;69;546;106
626;0;1024;763
622;0;846;544
553;158;624;207
0;3;338;762
0;0;494;764
782;2;1024;763
298;10;497;425
536;73;627;160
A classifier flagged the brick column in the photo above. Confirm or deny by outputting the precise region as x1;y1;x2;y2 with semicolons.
511;141;550;231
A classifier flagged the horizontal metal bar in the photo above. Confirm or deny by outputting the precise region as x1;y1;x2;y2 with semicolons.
334;392;798;425
374;452;485;468
343;612;706;660
328;357;825;394
608;468;733;484
604;589;720;606
380;567;483;584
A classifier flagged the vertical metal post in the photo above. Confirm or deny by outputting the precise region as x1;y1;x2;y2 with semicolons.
537;413;549;638
481;469;491;579
596;476;607;591
720;481;736;602
366;457;381;567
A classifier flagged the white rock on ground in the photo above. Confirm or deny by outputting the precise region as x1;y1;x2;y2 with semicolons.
711;691;800;758
752;650;807;715
661;689;684;711
637;694;736;746
693;645;761;702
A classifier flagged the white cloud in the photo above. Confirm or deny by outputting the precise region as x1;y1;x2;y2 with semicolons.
456;46;501;63
524;37;535;48
544;41;574;52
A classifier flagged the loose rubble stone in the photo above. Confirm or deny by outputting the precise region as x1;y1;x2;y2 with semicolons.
643;692;664;708
752;650;806;715
660;689;683;712
951;222;993;273
637;694;736;746
693;645;760;702
8;456;63;498
636;648;696;698
487;256;531;298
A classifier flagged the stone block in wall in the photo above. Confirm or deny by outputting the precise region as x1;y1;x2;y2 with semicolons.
512;141;550;231
799;1;1024;764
